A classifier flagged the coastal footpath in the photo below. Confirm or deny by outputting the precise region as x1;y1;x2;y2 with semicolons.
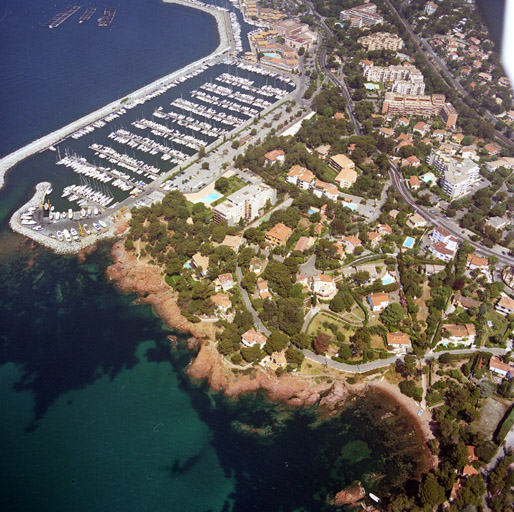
0;0;233;191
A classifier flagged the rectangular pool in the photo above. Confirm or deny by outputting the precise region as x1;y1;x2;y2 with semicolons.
342;201;357;211
198;192;222;204
403;237;415;248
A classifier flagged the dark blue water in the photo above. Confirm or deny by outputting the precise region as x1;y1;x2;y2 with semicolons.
0;0;219;157
0;1;428;510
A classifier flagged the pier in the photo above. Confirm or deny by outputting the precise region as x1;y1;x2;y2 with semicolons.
45;6;81;28
98;7;117;28
78;8;96;23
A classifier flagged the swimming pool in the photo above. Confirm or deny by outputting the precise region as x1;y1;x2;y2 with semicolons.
308;208;317;214
342;201;357;211
365;83;374;90
382;274;394;285
184;261;192;269
198;192;222;204
264;53;280;59
403;237;415;248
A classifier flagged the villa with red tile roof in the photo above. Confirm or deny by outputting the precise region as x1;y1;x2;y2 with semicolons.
409;175;421;189
264;149;285;164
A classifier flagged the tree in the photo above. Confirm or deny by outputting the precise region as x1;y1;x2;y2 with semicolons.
265;330;289;355
399;379;422;401
380;303;405;326
313;333;331;354
291;332;311;349
215;177;230;194
285;346;305;366
419;473;446;506
338;344;352;359
330;294;345;313
241;345;263;363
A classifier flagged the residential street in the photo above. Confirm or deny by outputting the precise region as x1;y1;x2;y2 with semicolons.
235;266;271;336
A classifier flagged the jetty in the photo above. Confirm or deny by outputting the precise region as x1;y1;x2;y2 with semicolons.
45;5;81;28
0;0;234;191
79;8;96;23
98;7;117;28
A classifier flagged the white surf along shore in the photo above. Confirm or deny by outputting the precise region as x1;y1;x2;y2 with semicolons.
0;0;233;191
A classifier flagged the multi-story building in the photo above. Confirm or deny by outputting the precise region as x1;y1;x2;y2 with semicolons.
382;93;458;128
495;296;514;316
424;1;438;15
428;154;480;199
272;19;317;51
364;63;416;83
391;77;425;95
311;180;339;201
340;3;383;27
286;165;316;189
309;274;337;298
287;165;339;201
358;32;404;51
213;183;276;226
440;103;458;130
265;222;293;247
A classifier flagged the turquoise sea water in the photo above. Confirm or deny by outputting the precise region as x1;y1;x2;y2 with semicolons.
0;1;428;510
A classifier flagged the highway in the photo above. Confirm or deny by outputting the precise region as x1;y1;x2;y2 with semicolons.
383;0;513;148
306;1;362;136
388;161;514;267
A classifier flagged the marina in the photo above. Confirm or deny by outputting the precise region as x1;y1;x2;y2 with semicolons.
8;58;296;252
44;5;82;29
6;0;296;253
98;7;117;28
78;7;96;23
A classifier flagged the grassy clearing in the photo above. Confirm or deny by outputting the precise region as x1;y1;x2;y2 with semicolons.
211;176;247;207
307;311;355;338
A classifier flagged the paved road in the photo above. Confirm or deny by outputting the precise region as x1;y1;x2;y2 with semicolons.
299;253;319;277
382;0;513;148
302;305;321;332
302;349;400;373
389;162;514;267
302;345;510;375
235;266;271;336
306;0;362;136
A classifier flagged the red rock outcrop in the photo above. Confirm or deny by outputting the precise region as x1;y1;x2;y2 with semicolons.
106;240;353;409
333;481;365;506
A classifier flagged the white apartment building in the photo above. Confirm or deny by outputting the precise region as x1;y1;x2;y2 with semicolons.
441;159;480;199
427;150;480;199
213;183;276;226
391;77;425;95
340;3;383;27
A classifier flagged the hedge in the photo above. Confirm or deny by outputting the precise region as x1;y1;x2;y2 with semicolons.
496;405;514;444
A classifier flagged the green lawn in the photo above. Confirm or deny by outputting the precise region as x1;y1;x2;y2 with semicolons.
211;176;247;207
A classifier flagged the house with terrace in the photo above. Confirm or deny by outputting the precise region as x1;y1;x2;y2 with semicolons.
309;274;337;299
368;292;390;312
441;323;476;346
386;332;411;354
241;329;267;348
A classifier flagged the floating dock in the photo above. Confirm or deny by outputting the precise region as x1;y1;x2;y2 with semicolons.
78;8;96;23
98;7;116;28
45;6;81;28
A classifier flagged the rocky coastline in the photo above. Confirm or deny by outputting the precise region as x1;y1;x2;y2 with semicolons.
106;240;354;409
105;238;436;464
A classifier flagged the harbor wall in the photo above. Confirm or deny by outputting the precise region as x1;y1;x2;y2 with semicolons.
0;0;234;191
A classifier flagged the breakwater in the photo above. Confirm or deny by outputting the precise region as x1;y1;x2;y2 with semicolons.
0;0;233;191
